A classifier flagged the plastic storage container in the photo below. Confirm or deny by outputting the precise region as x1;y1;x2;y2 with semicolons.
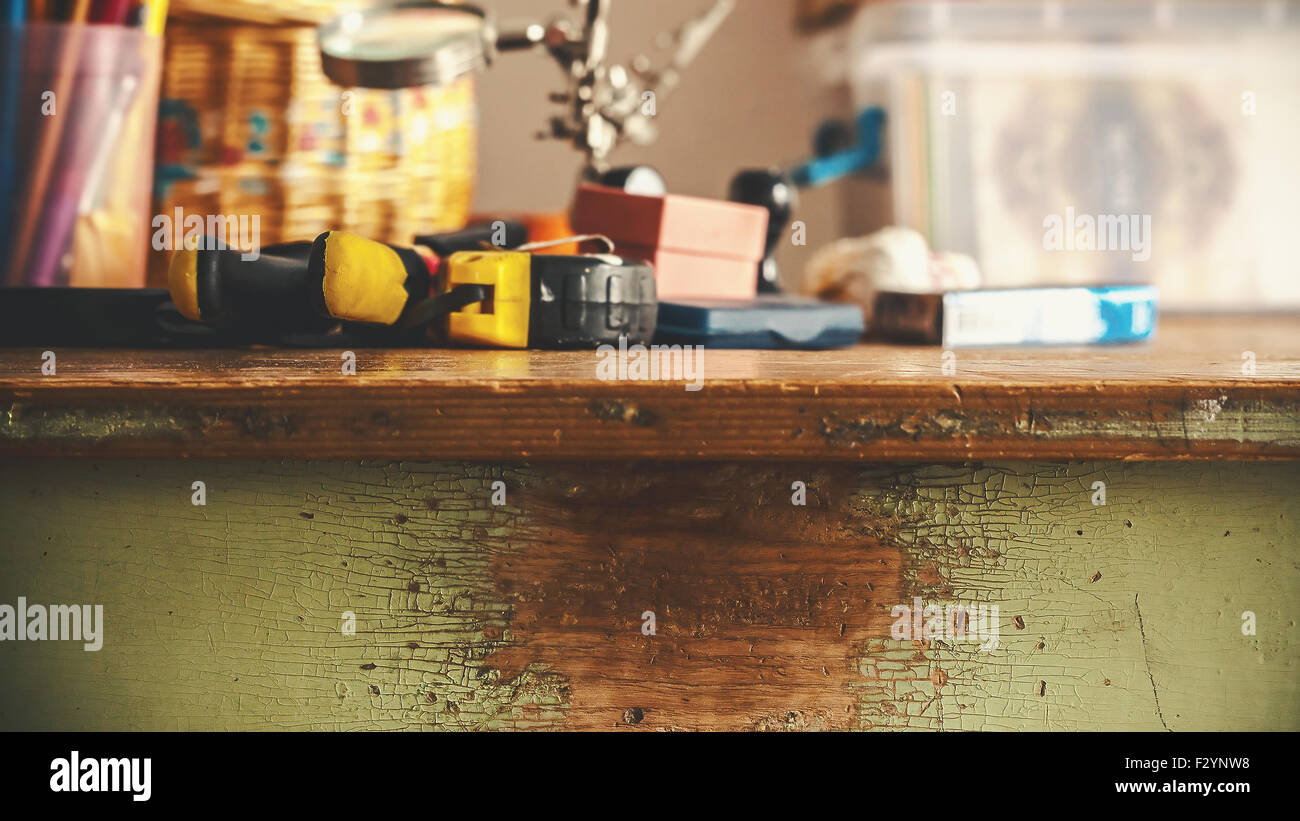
850;0;1300;310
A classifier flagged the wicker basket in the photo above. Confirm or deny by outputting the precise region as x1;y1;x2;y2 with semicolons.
150;1;477;283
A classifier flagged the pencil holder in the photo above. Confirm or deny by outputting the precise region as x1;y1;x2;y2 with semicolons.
0;22;163;288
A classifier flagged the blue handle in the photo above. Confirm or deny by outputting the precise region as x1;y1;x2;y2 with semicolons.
790;106;885;188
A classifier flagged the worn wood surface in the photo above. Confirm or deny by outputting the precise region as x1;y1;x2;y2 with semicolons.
1;315;1297;461
1;459;1294;731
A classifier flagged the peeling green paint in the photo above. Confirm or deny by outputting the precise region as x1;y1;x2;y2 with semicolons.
0;460;1294;730
850;463;1298;730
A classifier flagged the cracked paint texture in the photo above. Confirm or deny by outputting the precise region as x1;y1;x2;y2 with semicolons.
0;461;1294;731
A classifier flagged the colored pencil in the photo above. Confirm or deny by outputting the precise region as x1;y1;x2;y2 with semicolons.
71;2;143;282
29;3;128;286
34;0;139;285
89;0;129;24
0;1;26;276
142;0;163;35
5;0;90;284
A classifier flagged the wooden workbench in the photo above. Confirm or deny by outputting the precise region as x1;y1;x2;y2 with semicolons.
2;315;1297;461
1;314;1297;730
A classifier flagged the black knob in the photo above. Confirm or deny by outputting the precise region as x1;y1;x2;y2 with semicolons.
813;119;856;158
728;168;798;293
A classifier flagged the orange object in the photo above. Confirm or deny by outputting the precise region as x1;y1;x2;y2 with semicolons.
468;211;578;255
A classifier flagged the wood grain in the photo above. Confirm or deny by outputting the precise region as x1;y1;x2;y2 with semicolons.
1;460;1294;731
1;315;1297;460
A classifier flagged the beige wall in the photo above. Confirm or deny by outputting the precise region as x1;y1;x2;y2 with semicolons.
472;0;885;290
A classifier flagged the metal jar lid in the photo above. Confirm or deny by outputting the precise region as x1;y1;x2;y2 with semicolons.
318;1;494;90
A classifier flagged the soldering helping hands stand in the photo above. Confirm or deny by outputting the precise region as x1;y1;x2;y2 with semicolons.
492;0;734;178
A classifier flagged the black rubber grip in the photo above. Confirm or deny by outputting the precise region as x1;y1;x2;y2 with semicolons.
415;220;528;257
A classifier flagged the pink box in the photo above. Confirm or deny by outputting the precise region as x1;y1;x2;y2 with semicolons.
613;244;759;300
572;185;766;299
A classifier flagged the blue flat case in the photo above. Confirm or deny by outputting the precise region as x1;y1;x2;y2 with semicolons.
654;296;866;349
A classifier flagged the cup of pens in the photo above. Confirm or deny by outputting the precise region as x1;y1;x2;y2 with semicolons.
1;1;165;288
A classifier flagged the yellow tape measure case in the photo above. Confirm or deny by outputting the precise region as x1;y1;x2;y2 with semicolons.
445;252;657;349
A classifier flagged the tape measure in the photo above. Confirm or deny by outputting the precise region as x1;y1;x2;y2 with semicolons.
436;250;657;348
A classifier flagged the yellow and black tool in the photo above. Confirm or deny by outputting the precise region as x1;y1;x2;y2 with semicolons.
163;222;658;348
306;227;660;345
305;231;436;327
292;228;657;348
167;235;438;334
167;240;327;333
304;222;531;328
434;249;657;348
163;221;527;343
